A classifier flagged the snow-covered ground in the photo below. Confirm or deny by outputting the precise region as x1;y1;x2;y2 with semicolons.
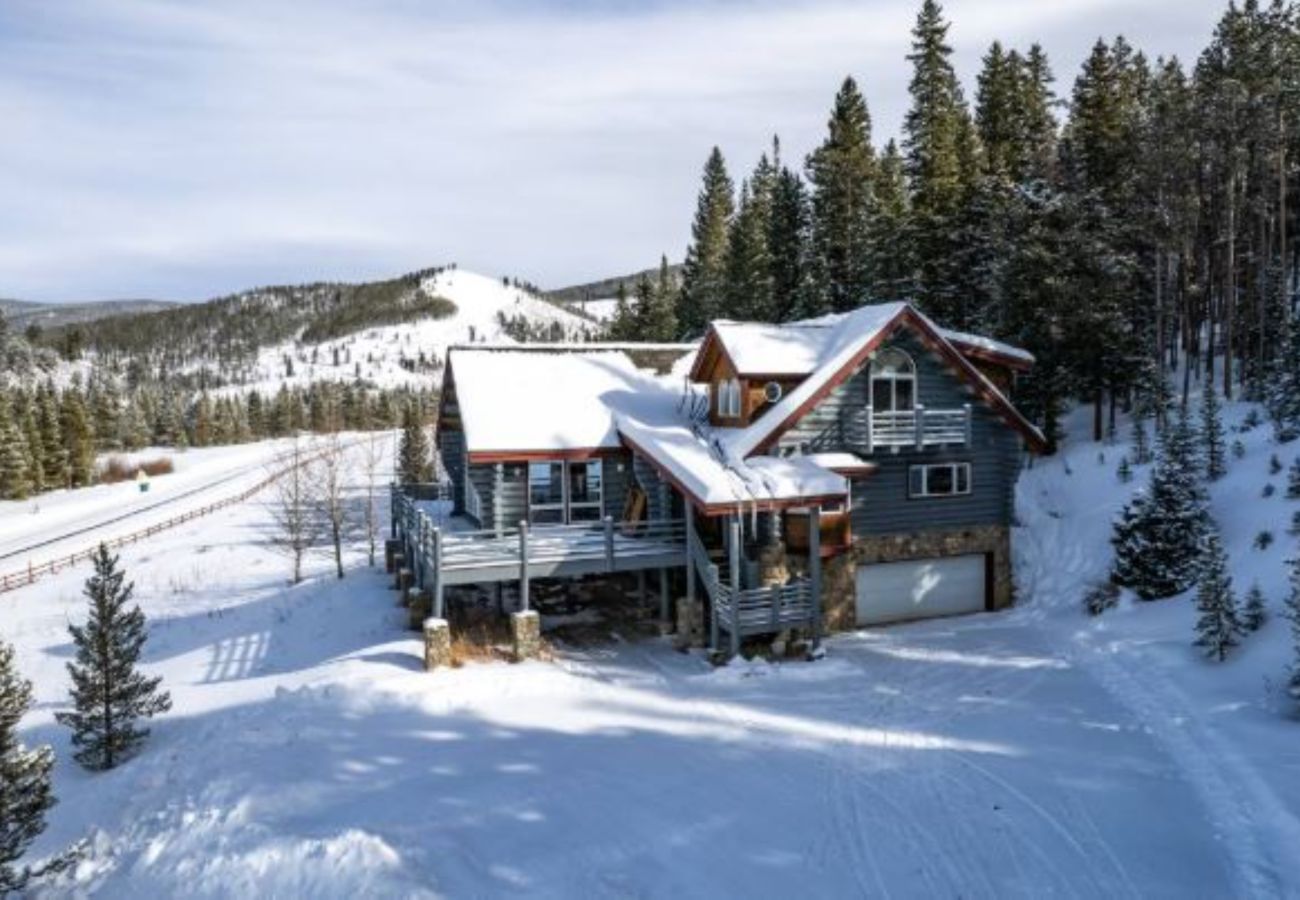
3;399;1300;897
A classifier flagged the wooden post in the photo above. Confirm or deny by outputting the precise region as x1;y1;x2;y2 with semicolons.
659;568;670;626
864;404;874;454
415;515;426;589
809;506;822;651
604;515;615;571
914;403;925;451
432;527;444;619
729;514;741;658
637;570;647;606
390;483;398;538
963;403;973;446
685;510;696;606
518;520;530;613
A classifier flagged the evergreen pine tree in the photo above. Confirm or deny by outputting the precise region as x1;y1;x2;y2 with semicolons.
1241;582;1267;633
55;545;171;770
1192;531;1240;661
1288;458;1300;500
678;147;735;336
1285;553;1300;703
606;282;636;341
768;148;812;321
59;389;95;488
903;0;976;324
397;403;431;485
1117;456;1132;483
1132;414;1153;465
1201;383;1227;480
0;640;56;894
805;77;877;315
0;394;32;501
1111;406;1211;599
871;139;913;302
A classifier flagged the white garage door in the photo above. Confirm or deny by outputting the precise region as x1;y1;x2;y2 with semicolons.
855;554;987;626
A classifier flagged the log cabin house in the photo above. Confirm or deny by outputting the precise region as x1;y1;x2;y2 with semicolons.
392;301;1044;657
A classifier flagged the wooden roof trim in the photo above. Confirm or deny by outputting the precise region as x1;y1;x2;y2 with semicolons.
946;339;1034;372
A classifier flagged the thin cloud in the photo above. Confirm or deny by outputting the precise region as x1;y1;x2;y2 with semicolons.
0;0;1225;302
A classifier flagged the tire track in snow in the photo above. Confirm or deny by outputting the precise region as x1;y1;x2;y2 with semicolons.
1073;638;1291;898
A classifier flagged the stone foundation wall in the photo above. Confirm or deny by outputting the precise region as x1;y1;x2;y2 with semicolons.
820;524;1013;632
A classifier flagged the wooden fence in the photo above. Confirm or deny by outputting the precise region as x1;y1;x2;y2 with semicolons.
0;444;353;596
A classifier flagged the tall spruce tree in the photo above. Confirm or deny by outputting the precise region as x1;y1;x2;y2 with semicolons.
1201;383;1227;480
397;403;431;485
903;0;975;325
1111;405;1210;599
0;640;56;894
805;77;877;315
871;140;913;302
56;545;171;771
678;148;735;336
1193;531;1240;661
1286;552;1300;704
769;152;812;321
725;162;776;321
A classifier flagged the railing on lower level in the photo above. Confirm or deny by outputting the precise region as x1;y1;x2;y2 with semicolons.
844;404;972;453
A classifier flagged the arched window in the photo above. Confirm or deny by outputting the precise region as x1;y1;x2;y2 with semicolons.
870;348;915;412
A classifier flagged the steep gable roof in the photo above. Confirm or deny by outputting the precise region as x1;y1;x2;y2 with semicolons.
722;304;1048;457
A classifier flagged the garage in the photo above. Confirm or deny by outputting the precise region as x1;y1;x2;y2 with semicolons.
855;554;988;626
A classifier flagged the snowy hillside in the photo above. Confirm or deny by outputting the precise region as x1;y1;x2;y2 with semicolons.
207;269;598;396
2;393;1299;896
48;269;599;395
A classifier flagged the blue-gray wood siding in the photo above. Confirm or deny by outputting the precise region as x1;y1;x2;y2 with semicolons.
775;332;1023;535
438;429;466;515
463;453;632;529
632;455;672;520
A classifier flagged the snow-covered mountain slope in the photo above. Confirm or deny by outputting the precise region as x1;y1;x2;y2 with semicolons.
210;269;598;395
48;268;599;394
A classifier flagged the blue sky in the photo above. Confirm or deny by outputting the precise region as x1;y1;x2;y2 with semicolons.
0;0;1228;303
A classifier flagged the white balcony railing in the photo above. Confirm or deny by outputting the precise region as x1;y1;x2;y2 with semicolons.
848;404;972;452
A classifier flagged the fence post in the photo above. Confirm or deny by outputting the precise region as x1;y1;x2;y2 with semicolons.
518;520;530;613
963;403;973;446
604;515;615;571
914;403;925;451
685;511;696;606
809;506;822;652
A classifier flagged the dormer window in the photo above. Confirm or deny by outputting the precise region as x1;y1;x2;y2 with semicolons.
870;348;915;412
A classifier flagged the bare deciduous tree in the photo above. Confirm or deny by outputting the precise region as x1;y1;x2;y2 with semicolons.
267;435;318;584
360;430;387;567
314;432;349;579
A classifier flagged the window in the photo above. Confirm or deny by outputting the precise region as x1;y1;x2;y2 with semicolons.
870;348;916;413
528;461;566;524
908;462;971;498
716;378;742;418
763;381;783;403
568;461;603;522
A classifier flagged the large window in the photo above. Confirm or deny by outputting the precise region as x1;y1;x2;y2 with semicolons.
528;459;604;524
528;461;566;524
870;348;916;413
716;378;742;418
908;462;971;498
568;461;603;522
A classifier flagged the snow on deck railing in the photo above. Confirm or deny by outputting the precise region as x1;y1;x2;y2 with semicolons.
846;405;973;452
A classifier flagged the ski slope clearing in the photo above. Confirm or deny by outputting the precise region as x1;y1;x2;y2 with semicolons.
213;269;597;396
1;403;1297;897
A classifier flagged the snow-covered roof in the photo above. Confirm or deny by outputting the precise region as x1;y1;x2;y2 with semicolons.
710;320;834;376
610;384;847;509
705;310;1034;379
450;349;660;454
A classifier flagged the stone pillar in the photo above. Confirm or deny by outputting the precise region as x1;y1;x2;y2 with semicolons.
423;617;452;671
510;610;541;662
385;539;403;573
675;593;705;648
407;589;432;631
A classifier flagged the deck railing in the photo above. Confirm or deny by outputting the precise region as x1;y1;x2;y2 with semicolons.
844;404;972;452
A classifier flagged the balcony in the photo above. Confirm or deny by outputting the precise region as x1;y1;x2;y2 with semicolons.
846;404;972;453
